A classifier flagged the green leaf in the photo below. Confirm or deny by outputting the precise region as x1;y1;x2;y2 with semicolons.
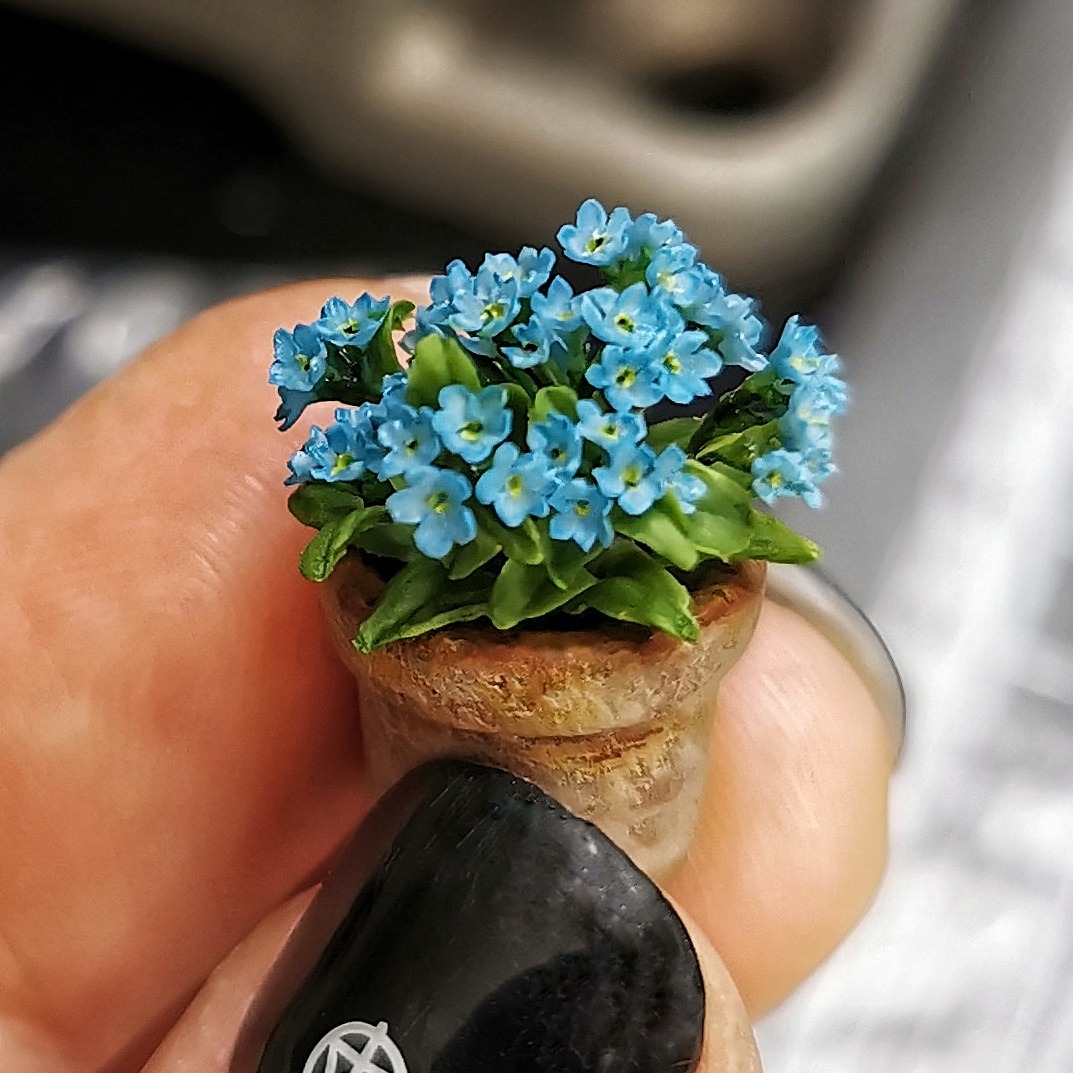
489;559;596;630
405;334;481;408
288;483;364;529
646;417;701;452
689;369;782;449
352;522;419;562
612;499;699;571
571;544;699;641
736;511;819;564
677;461;752;559
362;299;413;391
442;530;502;579
501;382;532;445
695;420;782;469
299;506;388;582
535;519;600;589
474;506;543;565
531;386;579;422
355;559;491;652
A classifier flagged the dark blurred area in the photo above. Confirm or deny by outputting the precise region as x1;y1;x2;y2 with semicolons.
0;6;488;269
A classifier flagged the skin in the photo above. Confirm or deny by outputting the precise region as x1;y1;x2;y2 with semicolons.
0;278;896;1071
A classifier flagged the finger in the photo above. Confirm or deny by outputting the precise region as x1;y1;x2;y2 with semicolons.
0;278;427;1072
666;591;898;1015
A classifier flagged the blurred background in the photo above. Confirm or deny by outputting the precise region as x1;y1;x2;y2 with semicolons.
2;0;1072;1069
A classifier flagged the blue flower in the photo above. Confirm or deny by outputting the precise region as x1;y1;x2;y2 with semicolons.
269;324;327;392
751;450;821;508
575;398;646;449
801;445;836;483
527;411;583;476
377;405;441;477
284;445;316;486
625;212;682;259
274;386;318;430
332;403;385;472
476;443;556;527
769;316;835;382
557;199;632;266
549;478;614;551
689;271;767;371
651;445;705;513
593;443;665;516
314;294;390;348
585;343;664;411
530;276;583;339
779;384;840;451
580;283;681;351
448;265;521;349
379;372;410;417
502;317;553;368
809;374;849;415
484;247;556;298
296;420;368;483
646;244;702;307
386;466;478;559
432;384;513;463
649;330;722;404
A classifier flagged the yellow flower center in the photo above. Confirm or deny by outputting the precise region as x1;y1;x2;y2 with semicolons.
428;492;451;514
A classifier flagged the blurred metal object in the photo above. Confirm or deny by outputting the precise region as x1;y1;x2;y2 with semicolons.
3;0;962;295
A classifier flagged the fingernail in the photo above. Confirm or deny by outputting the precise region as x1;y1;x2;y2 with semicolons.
239;761;705;1073
766;563;906;760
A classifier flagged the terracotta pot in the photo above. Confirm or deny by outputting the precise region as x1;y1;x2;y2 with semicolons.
323;555;766;878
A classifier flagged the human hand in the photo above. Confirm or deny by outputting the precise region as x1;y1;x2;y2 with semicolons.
0;278;899;1071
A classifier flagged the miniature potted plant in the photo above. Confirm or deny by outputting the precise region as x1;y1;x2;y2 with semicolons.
271;199;846;877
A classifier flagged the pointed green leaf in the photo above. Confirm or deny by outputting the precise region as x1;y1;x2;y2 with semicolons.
569;552;700;642
489;559;597;630
405;334;481;408
736;511;819;564
355;559;491;651
362;299;413;390
474;506;543;565
612;500;699;571
352;522;419;562
442;529;502;579
677;461;752;559
695;420;781;469
288;483;364;529
535;519;600;589
647;417;701;452
532;386;579;422
299;506;388;582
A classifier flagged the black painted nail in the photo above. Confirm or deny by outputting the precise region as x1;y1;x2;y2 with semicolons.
238;761;705;1073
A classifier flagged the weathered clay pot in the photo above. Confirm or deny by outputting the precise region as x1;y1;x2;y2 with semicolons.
323;555;766;878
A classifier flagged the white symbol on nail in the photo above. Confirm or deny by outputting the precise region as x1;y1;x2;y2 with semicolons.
302;1020;409;1073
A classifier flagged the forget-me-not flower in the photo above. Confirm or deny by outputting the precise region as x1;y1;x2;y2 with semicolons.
557;199;632;266
593;443;665;516
270;324;327;393
530;276;583;339
751;449;821;508
274;386;318;430
549;478;614;551
448;265;521;350
502;317;554;369
649;330;722;404
527;411;583;475
580;283;680;351
769;315;837;383
585;343;664;412
315;294;391;348
779;384;839;451
476;443;556;527
387;466;478;558
625;212;682;259
484;247;556;298
655;447;705;513
693;282;767;371
432;384;513;463
575;398;646;450
377;405;441;477
646;244;702;307
297;421;368;483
